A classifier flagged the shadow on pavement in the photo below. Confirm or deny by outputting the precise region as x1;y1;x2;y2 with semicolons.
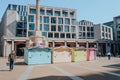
28;76;72;80
103;63;120;69
15;62;26;65
28;73;120;80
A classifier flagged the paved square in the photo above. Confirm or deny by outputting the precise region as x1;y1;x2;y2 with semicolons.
0;57;120;80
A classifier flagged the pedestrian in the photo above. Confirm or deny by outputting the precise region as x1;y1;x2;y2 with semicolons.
8;50;16;71
98;51;101;58
107;52;111;60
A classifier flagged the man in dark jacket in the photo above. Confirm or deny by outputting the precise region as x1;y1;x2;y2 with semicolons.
8;50;16;71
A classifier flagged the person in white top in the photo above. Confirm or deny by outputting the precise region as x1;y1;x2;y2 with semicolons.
107;52;111;60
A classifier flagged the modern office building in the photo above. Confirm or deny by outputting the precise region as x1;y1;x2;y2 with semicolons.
0;4;77;56
104;16;120;56
78;20;113;56
0;4;114;57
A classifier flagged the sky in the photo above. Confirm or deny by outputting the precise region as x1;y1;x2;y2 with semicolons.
0;0;120;24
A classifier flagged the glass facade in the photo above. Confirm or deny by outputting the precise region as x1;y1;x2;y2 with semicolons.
65;18;70;24
58;18;63;24
40;9;45;15
44;17;49;23
28;31;34;36
29;24;35;30
7;5;77;39
51;25;56;31
62;11;68;17
71;26;75;32
65;26;69;32
51;17;56;24
55;11;60;16
40;24;42;30
58;25;63;32
44;24;49;31
47;10;53;16
30;9;36;14
29;16;34;22
54;33;59;38
42;32;47;37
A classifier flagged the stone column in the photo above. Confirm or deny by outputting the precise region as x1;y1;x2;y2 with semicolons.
52;41;55;47
3;40;7;57
11;40;14;51
65;41;67;46
86;41;89;48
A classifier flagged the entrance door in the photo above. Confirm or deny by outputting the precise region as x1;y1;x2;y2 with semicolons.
16;44;25;56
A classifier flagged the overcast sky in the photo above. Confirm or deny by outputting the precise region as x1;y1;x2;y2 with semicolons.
0;0;120;24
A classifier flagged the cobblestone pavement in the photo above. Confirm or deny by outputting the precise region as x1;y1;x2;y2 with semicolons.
0;57;120;80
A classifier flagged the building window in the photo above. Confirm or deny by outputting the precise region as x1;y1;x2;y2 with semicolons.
51;17;56;24
91;27;94;31
65;18;70;24
40;24;42;30
29;24;35;30
30;9;36;14
24;22;27;28
91;33;94;38
83;27;85;31
79;26;82;31
18;6;20;11
12;5;17;10
58;18;63;24
105;27;107;32
44;17;49;23
40;9;45;15
65;26;69;32
87;32;90;38
87;27;90;31
83;32;85;38
71;26;75;32
54;33;59;38
58;25;63;32
51;25;56;31
28;16;34;22
70;12;74;17
16;29;26;37
60;33;65;38
66;33;71;38
47;10;53;16
42;32;47;37
40;16;42;23
55;11;60;16
28;31;34;36
44;24;49;31
102;26;104;31
102;33;104;37
71;19;76;25
48;33;53;38
62;11;68;17
72;34;76;38
79;32;82;37
108;28;111;33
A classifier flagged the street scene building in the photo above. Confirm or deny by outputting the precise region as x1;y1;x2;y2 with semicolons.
0;4;114;57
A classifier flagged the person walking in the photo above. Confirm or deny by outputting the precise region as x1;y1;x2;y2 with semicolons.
8;50;16;71
107;52;111;60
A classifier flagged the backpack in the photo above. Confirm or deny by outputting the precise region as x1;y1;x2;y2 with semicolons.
9;54;15;61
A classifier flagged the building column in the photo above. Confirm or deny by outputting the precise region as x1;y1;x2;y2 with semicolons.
86;41;89;48
3;40;7;57
76;41;79;47
11;40;14;51
65;41;67;46
52;41;55;47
